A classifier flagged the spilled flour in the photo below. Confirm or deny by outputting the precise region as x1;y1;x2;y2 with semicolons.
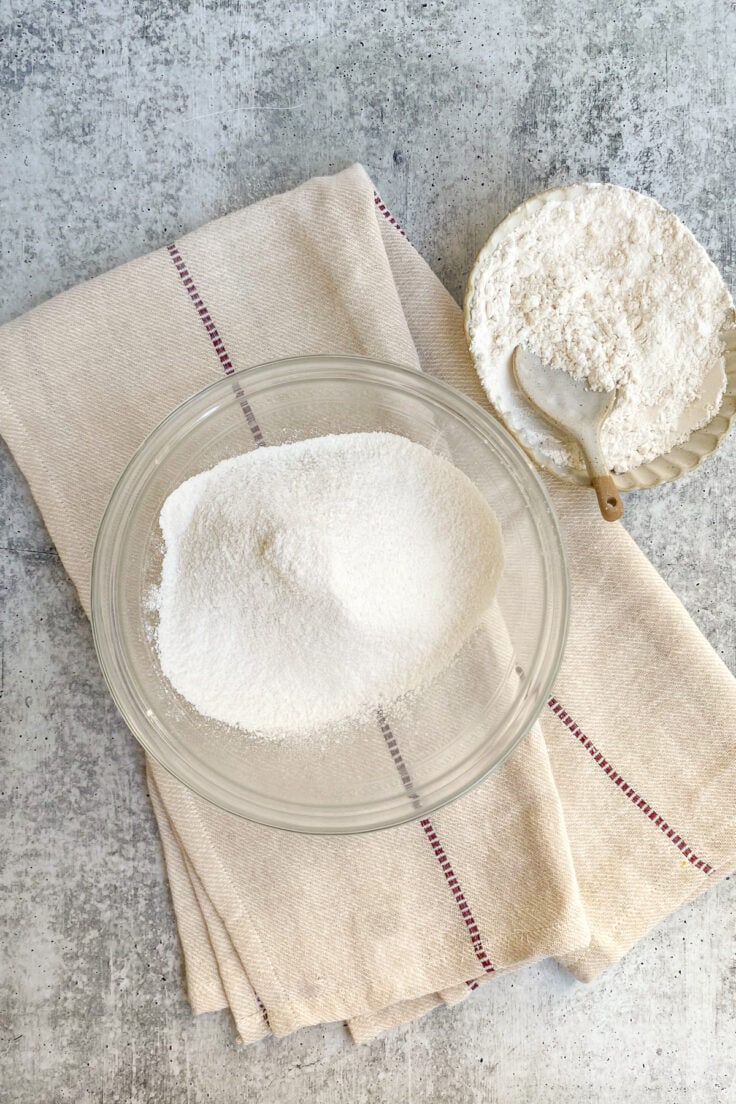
154;433;504;735
466;183;735;473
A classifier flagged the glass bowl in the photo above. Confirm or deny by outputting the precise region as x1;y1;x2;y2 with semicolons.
91;356;569;833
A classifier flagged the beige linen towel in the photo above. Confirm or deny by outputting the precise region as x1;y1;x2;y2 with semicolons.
1;165;735;1044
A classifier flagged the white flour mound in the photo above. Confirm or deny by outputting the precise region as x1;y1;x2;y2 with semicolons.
466;184;734;473
154;433;504;736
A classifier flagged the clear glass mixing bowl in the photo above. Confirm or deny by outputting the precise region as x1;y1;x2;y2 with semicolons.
91;356;569;833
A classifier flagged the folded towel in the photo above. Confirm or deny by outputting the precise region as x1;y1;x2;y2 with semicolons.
1;164;734;1044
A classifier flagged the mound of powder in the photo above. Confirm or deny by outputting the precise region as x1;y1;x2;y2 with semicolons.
466;183;735;473
154;432;504;735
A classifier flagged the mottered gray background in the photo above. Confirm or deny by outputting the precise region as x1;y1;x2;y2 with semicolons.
2;2;735;1101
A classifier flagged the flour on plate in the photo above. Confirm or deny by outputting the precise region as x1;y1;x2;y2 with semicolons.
154;433;504;736
466;183;734;473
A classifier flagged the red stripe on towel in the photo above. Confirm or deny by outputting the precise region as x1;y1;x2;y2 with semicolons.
378;711;495;975
255;994;270;1027
378;710;420;806
374;192;408;239
419;816;495;974
166;242;265;447
547;697;714;875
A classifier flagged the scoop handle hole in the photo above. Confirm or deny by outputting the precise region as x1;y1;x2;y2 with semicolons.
592;475;624;523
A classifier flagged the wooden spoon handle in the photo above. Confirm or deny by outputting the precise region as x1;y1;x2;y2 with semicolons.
591;474;624;522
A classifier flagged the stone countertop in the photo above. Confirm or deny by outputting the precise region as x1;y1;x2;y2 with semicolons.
2;2;735;1101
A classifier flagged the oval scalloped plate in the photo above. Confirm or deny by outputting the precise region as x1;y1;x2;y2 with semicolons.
464;184;736;492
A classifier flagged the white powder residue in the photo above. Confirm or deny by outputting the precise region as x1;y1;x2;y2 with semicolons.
467;184;734;473
154;433;504;736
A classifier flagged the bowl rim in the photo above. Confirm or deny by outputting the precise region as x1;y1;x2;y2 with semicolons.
464;182;736;493
91;354;570;833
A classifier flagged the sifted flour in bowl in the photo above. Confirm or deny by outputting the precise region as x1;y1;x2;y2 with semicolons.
153;432;504;736
466;183;735;473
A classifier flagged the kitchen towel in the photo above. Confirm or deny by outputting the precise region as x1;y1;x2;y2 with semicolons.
1;164;735;1044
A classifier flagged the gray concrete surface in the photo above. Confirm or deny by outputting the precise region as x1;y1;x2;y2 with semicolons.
2;1;736;1101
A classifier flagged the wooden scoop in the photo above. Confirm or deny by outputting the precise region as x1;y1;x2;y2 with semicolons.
512;346;624;522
